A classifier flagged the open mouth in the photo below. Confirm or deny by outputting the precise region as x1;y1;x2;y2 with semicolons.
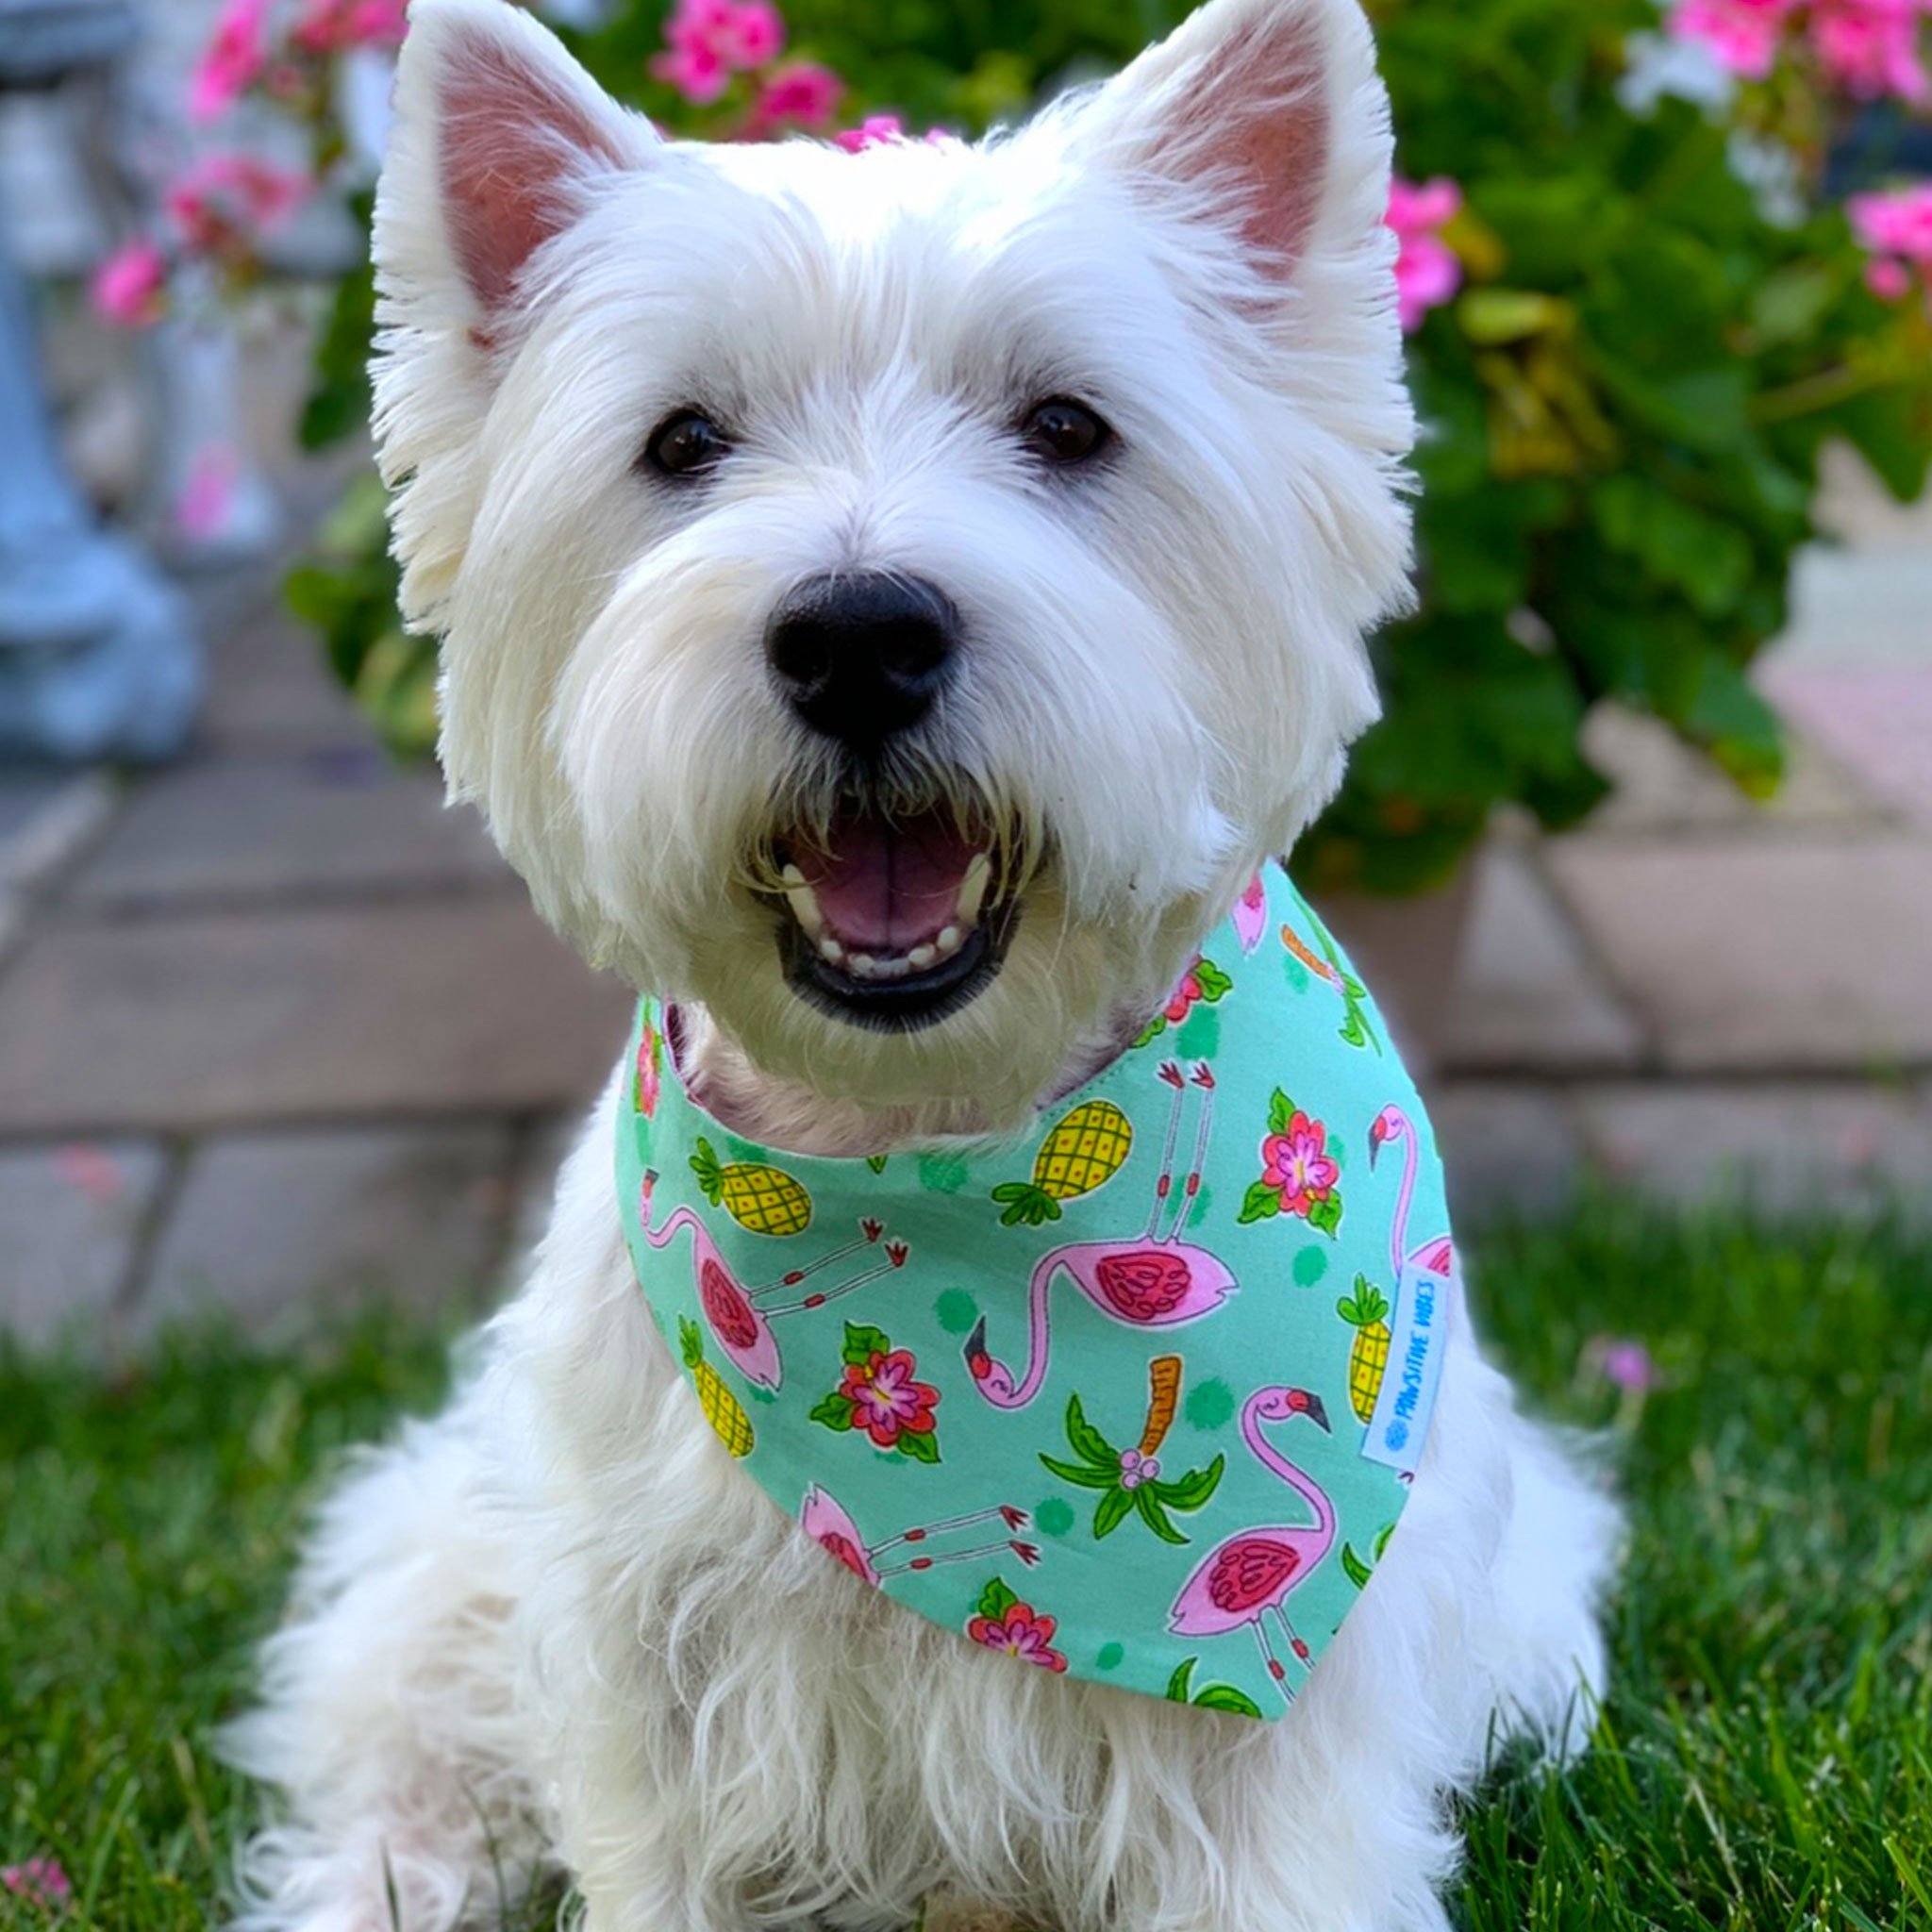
771;802;1021;1031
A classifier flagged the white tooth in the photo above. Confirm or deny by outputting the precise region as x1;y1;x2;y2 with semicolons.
819;936;844;964
785;879;824;939
956;853;991;926
780;863;806;887
936;925;961;957
908;943;936;971
850;954;877;979
874;956;909;980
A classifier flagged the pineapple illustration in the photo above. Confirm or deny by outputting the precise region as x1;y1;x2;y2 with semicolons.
990;1099;1134;1227
679;1318;754;1457
1337;1276;1392;1424
690;1136;812;1236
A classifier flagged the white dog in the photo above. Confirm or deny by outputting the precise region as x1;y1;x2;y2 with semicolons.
227;0;1620;1925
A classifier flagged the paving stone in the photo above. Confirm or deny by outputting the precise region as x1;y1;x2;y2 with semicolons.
0;772;119;891
1779;544;1932;665
1574;1082;1932;1219
0;1140;166;1349
0;897;635;1135
1434;844;1644;1074
136;1124;515;1339
1577;701;1881;836
1757;661;1932;831
66;752;506;908
1544;837;1932;1074
1430;1083;1582;1223
198;600;373;750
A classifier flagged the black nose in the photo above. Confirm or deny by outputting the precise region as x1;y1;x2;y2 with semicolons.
766;573;958;753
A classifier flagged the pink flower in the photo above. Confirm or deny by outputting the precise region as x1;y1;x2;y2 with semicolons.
966;1602;1068;1672
175;444;239;541
55;1142;125;1204
292;0;408;52
1260;1114;1339;1217
652;0;786;101
1666;0;1803;77
91;240;167;327
2;1858;72;1909
652;38;730;104
719;0;785;65
1811;0;1929;100
190;0;269;123
834;112;906;153
838;1347;940;1448
1865;253;1914;299
1849;183;1932;265
167;153;311;256
750;60;845;132
1589;1335;1657;1394
1386;175;1463;332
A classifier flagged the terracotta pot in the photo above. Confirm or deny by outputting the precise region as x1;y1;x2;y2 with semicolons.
1310;867;1477;1076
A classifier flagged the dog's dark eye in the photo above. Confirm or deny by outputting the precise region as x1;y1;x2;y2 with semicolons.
1021;397;1111;466
644;409;730;478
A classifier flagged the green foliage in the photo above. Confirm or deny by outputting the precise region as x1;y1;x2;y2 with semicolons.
8;1208;1930;1925
287;0;1932;886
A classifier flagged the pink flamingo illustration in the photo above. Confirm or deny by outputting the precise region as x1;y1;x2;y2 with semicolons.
1168;1385;1335;1700
1367;1104;1456;1285
799;1485;1038;1586
641;1171;907;1391
964;1062;1235;1411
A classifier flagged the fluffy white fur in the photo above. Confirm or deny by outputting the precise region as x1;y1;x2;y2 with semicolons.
225;1;1621;1925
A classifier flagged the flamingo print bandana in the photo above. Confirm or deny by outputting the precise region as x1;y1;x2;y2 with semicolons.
617;862;1457;1720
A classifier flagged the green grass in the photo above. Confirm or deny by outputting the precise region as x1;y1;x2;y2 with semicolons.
3;1206;1929;1931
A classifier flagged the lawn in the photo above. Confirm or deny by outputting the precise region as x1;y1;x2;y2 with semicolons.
3;1206;1929;1931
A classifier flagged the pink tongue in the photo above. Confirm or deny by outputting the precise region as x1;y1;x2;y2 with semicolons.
795;807;978;954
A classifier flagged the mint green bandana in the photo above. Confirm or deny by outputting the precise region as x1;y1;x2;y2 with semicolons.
617;863;1457;1720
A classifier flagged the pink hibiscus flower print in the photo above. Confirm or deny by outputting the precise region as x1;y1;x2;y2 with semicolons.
966;1577;1068;1672
1136;954;1233;1044
635;1016;663;1118
840;1347;939;1448
810;1322;942;1461
1239;1089;1344;1236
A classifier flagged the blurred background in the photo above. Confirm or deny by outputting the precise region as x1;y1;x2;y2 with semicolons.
1;0;1929;1353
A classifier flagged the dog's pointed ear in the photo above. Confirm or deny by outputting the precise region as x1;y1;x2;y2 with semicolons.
1067;0;1384;283
378;0;656;325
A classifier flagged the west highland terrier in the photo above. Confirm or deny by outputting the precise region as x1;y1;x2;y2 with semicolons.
228;0;1621;1926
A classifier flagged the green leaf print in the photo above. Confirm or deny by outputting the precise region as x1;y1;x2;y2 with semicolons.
1238;1180;1282;1224
1039;1454;1121;1492
1062;1393;1116;1470
1191;1683;1265;1718
897;1429;941;1465
808;1393;854;1432
841;1323;891;1367
1307;1192;1343;1239
1132;1488;1188;1545
1153;1454;1224;1511
977;1577;1019;1621
1267;1089;1295;1136
1092;1487;1135;1540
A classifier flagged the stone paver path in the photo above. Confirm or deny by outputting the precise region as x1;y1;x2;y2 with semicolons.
1;457;1928;1348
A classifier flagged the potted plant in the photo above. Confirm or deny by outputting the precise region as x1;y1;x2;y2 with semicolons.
130;0;1932;1021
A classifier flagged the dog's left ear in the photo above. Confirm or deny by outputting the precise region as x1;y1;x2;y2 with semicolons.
1068;0;1388;287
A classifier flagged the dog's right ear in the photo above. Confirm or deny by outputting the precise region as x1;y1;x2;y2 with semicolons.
374;0;655;626
376;0;655;333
